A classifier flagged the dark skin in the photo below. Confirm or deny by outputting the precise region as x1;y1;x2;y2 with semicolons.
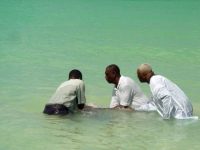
105;68;120;87
105;67;133;110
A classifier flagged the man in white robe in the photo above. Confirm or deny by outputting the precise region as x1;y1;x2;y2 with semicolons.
137;63;196;119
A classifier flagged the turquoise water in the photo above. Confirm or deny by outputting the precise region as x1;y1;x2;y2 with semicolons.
0;0;200;149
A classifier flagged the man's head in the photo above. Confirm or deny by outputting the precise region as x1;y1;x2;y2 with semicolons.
69;69;82;80
137;64;154;83
105;64;121;85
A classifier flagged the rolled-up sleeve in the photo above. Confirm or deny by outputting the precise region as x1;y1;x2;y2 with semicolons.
77;81;86;104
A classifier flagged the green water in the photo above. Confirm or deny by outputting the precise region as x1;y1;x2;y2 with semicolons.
0;0;200;149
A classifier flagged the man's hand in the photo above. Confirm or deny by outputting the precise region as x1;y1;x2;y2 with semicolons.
113;105;134;112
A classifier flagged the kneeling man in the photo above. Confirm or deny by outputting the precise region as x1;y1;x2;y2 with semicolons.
105;64;155;111
43;69;86;115
137;63;195;119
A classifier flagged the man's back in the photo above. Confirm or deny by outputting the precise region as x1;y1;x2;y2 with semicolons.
43;69;86;115
150;75;193;119
111;76;149;109
48;79;86;109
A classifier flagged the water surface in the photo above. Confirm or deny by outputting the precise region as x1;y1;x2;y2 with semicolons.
0;0;200;149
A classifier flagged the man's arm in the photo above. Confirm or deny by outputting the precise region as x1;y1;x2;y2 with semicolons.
155;88;174;119
110;84;134;110
112;105;134;111
110;88;120;108
77;81;86;109
118;84;133;107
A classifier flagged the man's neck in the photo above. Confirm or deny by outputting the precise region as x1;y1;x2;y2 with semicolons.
114;75;121;87
147;73;155;84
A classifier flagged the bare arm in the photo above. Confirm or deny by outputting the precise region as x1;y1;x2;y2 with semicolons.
112;105;134;112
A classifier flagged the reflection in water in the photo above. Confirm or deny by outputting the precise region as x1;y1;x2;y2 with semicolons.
41;109;199;150
0;103;199;149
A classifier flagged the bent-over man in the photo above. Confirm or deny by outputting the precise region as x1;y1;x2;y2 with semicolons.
43;69;86;115
105;64;155;111
137;63;195;119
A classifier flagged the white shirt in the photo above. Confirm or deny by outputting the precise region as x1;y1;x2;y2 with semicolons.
150;75;194;119
47;79;86;110
110;75;154;111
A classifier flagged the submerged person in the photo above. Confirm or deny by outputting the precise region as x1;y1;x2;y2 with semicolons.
43;69;86;115
105;64;155;111
137;63;196;119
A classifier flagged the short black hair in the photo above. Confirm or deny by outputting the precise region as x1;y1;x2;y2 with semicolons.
106;64;120;75
68;69;82;80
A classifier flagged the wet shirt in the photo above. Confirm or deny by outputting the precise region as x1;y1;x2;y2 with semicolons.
150;75;193;119
110;75;151;110
47;79;86;111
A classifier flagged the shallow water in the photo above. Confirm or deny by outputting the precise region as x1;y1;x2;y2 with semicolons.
0;0;200;149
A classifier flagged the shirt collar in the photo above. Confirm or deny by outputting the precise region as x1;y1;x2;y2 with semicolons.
115;75;124;89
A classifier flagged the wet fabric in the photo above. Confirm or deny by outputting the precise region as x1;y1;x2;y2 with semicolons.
47;79;86;111
43;104;69;115
149;75;196;119
110;75;156;111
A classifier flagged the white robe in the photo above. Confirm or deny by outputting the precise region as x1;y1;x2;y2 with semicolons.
150;75;197;119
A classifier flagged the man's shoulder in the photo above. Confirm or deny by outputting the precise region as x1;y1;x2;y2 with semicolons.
68;79;84;85
151;75;165;82
121;75;135;83
120;75;135;88
150;75;168;89
58;79;84;89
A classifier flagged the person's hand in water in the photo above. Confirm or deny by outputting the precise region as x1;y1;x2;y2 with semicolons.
82;103;98;111
112;105;134;112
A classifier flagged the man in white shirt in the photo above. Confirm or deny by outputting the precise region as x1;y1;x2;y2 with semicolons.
137;63;195;119
105;64;155;111
43;69;86;115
